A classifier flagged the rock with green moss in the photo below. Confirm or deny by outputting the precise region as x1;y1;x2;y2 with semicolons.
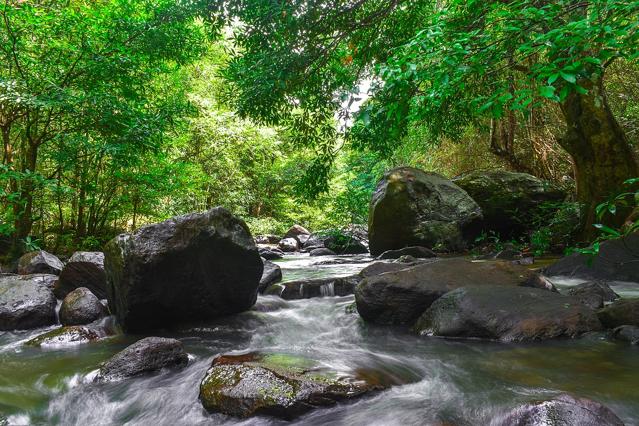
26;325;103;348
199;352;383;419
368;167;482;255
60;287;108;326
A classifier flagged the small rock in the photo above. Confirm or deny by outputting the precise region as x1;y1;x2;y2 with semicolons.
0;275;57;330
199;352;383;419
598;299;639;328
17;250;64;275
26;325;103;348
283;225;311;241
377;246;436;260
494;248;521;261
55;251;107;299
612;325;639;344
60;287;108;326
264;276;359;300
309;248;336;257
278;237;299;252
567;281;619;310
494;394;624;426
259;259;282;292
255;235;280;245
259;247;284;260
95;337;188;382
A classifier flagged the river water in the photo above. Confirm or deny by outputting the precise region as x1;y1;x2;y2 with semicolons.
1;255;638;425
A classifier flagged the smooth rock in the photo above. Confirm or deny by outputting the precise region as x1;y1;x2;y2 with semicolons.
377;246;436;260
544;232;639;282
199;352;383;419
355;258;553;326
566;281;619;310
309;248;336;257
95;337;188;382
264;276;360;300
612;325;639;344
0;275;57;330
17;250;64;275
259;259;282;293
597;298;639;328
493;394;624;426
26;325;103;348
55;251;106;299
368;167;482;255
415;285;602;341
259;247;284;260
104;208;262;332
59;287;108;326
278;237;299;252
283;225;311;242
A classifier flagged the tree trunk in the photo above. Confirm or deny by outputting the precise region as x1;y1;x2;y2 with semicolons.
10;142;38;256
559;77;639;238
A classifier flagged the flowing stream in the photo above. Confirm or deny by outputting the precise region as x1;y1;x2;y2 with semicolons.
1;255;638;425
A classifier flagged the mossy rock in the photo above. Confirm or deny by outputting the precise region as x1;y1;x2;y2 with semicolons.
199;352;384;419
26;325;102;348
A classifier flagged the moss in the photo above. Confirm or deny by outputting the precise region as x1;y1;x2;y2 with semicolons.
25;326;99;347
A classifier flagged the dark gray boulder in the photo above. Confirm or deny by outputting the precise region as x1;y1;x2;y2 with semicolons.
612;325;639;344
566;281;619;310
264;276;359;300
309;247;336;257
494;394;624;426
597;298;639;328
17;250;64;275
55;251;106;299
455;170;565;238
59;287;108;326
278;237;299;252
104;208;263;332
324;234;368;255
368;167;482;255
415;285;602;341
544;233;639;282
199;352;383;419
0;275;57;330
355;258;554;326
259;247;284;260
95;337;188;382
377;246;436;260
259;259;282;293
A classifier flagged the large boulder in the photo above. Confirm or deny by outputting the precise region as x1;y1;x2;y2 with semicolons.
355;258;553;326
17;250;64;275
0;275;57;330
544;233;639;282
283;225;311;244
199;352;383;419
104;208;263;332
264;276;360;300
566;281;619;310
415;285;602;341
324;234;368;254
258;259;282;292
597;299;639;328
59;287;108;326
95;337;188;382
54;251;106;299
494;394;624;426
368;167;482;255
455;170;565;238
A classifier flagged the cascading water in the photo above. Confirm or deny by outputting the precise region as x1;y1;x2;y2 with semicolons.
1;254;638;425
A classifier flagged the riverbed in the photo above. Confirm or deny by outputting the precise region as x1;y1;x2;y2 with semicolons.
1;255;638;425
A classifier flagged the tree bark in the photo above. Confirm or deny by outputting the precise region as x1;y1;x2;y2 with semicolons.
10;141;38;255
559;77;639;238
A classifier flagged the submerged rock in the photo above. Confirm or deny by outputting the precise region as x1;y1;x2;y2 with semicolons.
279;237;299;252
199;352;383;419
104;208;262;332
0;275;57;330
26;325;103;348
612;325;639;345
377;246;436;260
494;394;624;426
355;258;553;326
259;259;282;293
566;281;619;310
544;232;639;282
415;285;602;342
264;276;360;300
597;299;639;328
59;287;108;326
17;250;64;275
95;337;188;382
55;251;107;299
368;167;482;255
455;170;565;238
309;247;336;257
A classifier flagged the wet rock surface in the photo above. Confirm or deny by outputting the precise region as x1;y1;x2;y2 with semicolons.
416;285;602;342
55;251;107;299
96;337;188;382
104;207;262;332
309;247;336;257
278;237;299;252
259;259;282;292
566;281;619;310
597;299;639;328
612;325;639;344
494;394;624;426
259;247;284;260
368;167;482;255
59;287;108;326
264;276;360;300
26;325;104;348
355;258;552;326
199;352;384;419
377;246;436;260
17;251;64;276
0;275;57;330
